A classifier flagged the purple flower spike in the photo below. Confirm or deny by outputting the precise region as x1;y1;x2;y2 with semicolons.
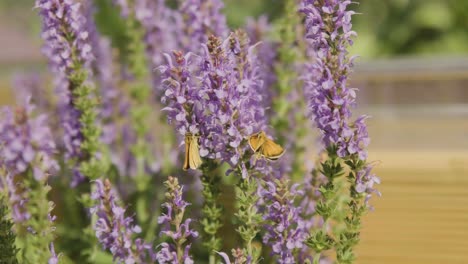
0;98;58;181
161;33;273;176
260;179;308;264
301;0;379;203
178;0;229;51
301;0;361;157
156;176;198;264
36;0;95;185
91;179;155;263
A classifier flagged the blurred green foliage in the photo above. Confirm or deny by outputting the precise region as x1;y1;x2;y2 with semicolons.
1;0;468;58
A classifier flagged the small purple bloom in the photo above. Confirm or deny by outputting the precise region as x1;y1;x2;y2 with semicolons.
160;33;271;176
260;179;308;263
91;179;155;263
301;0;361;157
156;176;198;263
36;0;95;185
178;0;229;51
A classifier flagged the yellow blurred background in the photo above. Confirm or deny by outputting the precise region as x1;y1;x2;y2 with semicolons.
1;0;468;263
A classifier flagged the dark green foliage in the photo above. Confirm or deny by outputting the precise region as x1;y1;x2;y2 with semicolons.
0;198;19;264
305;230;334;253
234;177;262;262
200;160;223;261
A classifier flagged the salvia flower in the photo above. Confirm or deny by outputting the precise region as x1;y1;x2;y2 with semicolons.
178;0;229;51
300;0;361;157
301;0;379;200
36;0;102;185
156;176;198;264
91;179;155;263
245;15;277;104
217;248;251;264
161;33;271;177
260;179;308;264
0;99;58;182
0;100;57;225
12;73;52;115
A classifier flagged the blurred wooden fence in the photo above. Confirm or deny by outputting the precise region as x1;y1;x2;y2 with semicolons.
352;57;468;264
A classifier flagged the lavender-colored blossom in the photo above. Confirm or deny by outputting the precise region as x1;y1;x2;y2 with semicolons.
112;0;130;18
83;0;140;178
12;73;52;114
245;15;277;105
0;99;58;181
301;0;362;157
0;99;58;237
178;0;229;51
355;164;381;205
91;179;155;263
135;0;181;68
260;180;308;264
301;0;380;203
48;243;59;264
160;34;270;176
217;248;250;264
156;176;198;264
36;0;94;185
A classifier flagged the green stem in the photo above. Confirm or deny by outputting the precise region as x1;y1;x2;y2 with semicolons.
200;160;223;262
313;253;321;264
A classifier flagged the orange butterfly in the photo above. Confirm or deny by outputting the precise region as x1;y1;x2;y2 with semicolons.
248;131;285;160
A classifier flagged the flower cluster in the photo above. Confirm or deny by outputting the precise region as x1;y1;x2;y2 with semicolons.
0;99;59;263
91;179;155;263
260;179;308;263
178;0;229;51
301;0;363;157
0;100;58;224
36;0;101;185
0;100;58;182
245;15;277;104
301;0;378;198
161;33;269;176
156;176;198;263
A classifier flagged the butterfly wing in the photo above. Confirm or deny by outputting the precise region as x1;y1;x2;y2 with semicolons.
260;138;285;160
189;136;203;170
249;131;266;152
183;134;191;171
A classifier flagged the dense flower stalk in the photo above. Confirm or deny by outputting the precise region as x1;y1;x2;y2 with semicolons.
0;100;59;263
161;33;275;263
301;0;362;158
0;100;58;225
161;33;269;176
271;0;311;182
260;179;307;263
178;0;229;51
245;16;276;109
91;179;155;263
301;1;380;262
155;176;198;263
134;0;182;99
84;0;137;177
36;0;103;184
